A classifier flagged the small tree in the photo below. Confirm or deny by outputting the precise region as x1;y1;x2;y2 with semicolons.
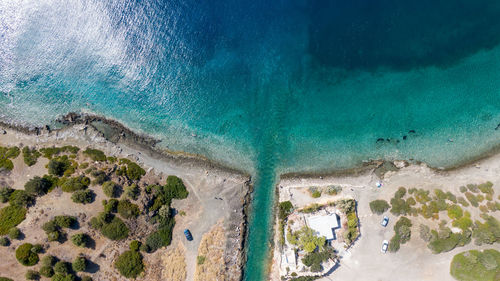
24;176;52;195
102;181;120;198
25;270;39;280
8;227;22;240
39;265;54;277
53;261;70;275
15;243;39;266
72;256;87;272
71;190;94;204
114;250;144;278
71;233;90;248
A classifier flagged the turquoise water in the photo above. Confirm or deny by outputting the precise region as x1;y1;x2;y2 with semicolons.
1;1;500;280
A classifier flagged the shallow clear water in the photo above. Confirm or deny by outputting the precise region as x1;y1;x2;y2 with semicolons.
1;1;500;280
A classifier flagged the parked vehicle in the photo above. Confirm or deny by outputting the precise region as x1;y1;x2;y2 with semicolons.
381;240;389;253
381;216;389;227
184;229;193;241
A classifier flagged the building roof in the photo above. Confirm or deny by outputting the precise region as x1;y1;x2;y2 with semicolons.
306;213;340;240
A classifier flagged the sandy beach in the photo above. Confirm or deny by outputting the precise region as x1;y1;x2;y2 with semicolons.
272;155;500;281
0;119;251;281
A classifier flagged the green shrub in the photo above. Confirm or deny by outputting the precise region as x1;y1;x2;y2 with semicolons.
447;205;464;220
388;235;400;252
369;200;390;215
125;184;140;200
164;176;189;199
0;277;13;281
278;201;293;220
90;213;129;241
145;217;175;252
39;265;54;277
54;261;71;275
8;227;22;239
22;147;41;167
287;226;326;253
0;237;10;246
15;243;39;266
103;199;119;213
83;148;106;162
311;190;321;198
0;187;14;203
458;196;470;207
446;192;457;203
453;216;473;231
325;185;342;195
40;146;79;159
71;189;94;204
0;146;20;171
459;186;467;193
301;249;334;272
102;181;120;198
117;199;140;219
125;162;146;181
427;228;471;254
390;198;410;216
114;250;144;278
47;231;61;242
24;176;52;195
434;189;447;200
9;190;34;207
72;256;86;272
419;224;432;242
467;184;479;193
0;205;27;234
197;255;206;265
54;216;77;228
47;158;71;177
61;176;89;192
41;255;56;267
395;187;407;199
71;233;90;247
465;192;479;207
130;240;141;251
90;170;108;185
394;217;412;244
414;189;431;203
450;249;500;281
472;215;500;246
31;244;43;253
25;270;39;280
477;182;494;195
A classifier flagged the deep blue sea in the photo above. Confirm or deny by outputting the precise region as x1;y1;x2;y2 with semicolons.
1;1;500;280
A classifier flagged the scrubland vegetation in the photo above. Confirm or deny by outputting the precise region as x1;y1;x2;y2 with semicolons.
0;145;190;279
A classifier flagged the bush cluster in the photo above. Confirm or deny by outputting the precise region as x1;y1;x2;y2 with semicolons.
22;147;41;166
369;200;390;215
0;187;14;203
71;233;91;248
125;184;140;200
90;212;129;240
9;190;34;207
82;148;106;162
117;199;140;219
278;201;293;246
90;170;108;185
102;181;121;198
61;176;90;192
15;243;39;266
302;248;335;272
472;215;500;246
42;216;77;242
114;247;144;278
48;157;71;177
287;226;326;253
24;176;52;195
0;146;20;171
450;249;500;281
0;205;27;235
39;146;79;159
71;189;94;204
427;227;471;254
389;217;412;252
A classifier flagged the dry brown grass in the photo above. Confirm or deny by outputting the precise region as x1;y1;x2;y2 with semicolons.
161;242;187;281
194;221;226;281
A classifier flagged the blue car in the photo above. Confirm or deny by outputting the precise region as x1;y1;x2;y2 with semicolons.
184;229;193;241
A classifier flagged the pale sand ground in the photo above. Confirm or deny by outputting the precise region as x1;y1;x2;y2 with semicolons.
273;154;500;281
0;124;249;281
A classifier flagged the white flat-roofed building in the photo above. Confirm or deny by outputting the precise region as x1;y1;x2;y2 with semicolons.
306;213;340;240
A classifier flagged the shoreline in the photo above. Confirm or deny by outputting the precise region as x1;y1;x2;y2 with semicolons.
2;111;500;182
0;115;252;281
